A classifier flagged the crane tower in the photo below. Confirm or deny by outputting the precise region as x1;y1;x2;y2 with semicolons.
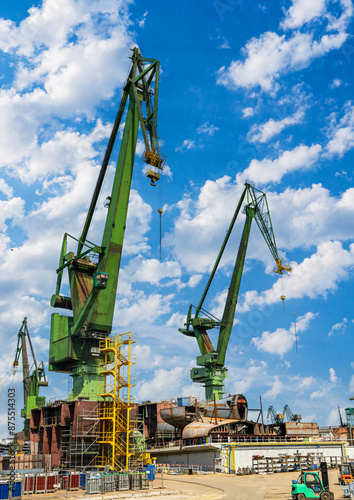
49;48;165;400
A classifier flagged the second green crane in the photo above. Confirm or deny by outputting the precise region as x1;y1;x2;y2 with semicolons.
179;183;291;401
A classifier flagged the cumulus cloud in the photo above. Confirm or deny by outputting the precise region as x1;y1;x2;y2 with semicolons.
326;102;354;157
217;0;352;92
0;0;133;176
328;317;348;336
330;78;343;88
252;312;317;355
241;107;256;118
247;109;305;143
114;291;175;327
263;375;283;398
329;368;337;384
166;179;354;278
175;139;197;152
280;0;328;30
237;144;321;185
240;241;354;312
197;122;219;136
121;256;182;286
135;366;186;401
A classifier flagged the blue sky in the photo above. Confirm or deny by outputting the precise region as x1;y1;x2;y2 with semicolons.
0;0;354;438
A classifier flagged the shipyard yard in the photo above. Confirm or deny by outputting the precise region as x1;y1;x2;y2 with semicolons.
9;471;345;500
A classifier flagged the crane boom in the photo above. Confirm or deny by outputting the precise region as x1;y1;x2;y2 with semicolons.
49;48;165;400
13;318;48;439
180;183;291;401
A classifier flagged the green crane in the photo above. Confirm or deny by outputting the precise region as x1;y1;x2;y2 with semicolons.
283;404;301;422
267;406;284;424
13;317;48;439
179;183;291;401
49;48;165;400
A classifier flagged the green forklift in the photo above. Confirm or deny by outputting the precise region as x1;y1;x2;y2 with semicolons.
291;462;334;500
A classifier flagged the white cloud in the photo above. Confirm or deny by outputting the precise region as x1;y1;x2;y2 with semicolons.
263;375;283;399
121;256;182;285
19;119;111;183
187;274;203;288
197;122;219;137
241;107;256;118
166;178;354;279
0;179;14;198
166;312;186;328
329;368;337;384
217;0;352;92
247;109;305;143
114;291;174;327
330;78;343;88
326;103;354;157
310;368;338;399
328;317;348;336
228;360;269;394
252;311;317;355
219;39;230;49
137;11;148;28
237;144;321;185
134;345;162;370
280;0;327;30
0;197;25;233
175;139;197;152
135;366;186;401
165;176;245;273
240;241;354;312
0;0;133;177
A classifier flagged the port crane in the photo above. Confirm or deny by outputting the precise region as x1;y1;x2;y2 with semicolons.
13;317;48;439
283;404;301;422
49;48;165;400
267;406;284;424
179;183;291;401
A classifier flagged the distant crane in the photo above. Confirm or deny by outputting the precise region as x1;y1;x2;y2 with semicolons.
267;406;284;424
179;183;291;401
338;405;345;427
283;404;301;422
13;318;48;439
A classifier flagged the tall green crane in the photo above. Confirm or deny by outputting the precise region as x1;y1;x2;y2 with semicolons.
49;48;165;400
267;406;284;424
179;183;291;401
13;317;48;439
283;404;301;422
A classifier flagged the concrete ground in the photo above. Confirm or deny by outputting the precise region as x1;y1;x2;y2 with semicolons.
25;468;345;500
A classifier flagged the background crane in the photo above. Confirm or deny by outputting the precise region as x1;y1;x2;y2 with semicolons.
267;406;284;424
13;317;48;439
283;404;302;422
49;48;165;400
179;183;291;401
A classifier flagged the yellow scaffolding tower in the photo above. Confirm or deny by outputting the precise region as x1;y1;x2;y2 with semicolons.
97;332;137;470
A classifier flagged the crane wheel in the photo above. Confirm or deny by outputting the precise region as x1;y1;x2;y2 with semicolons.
297;494;306;500
320;492;330;500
